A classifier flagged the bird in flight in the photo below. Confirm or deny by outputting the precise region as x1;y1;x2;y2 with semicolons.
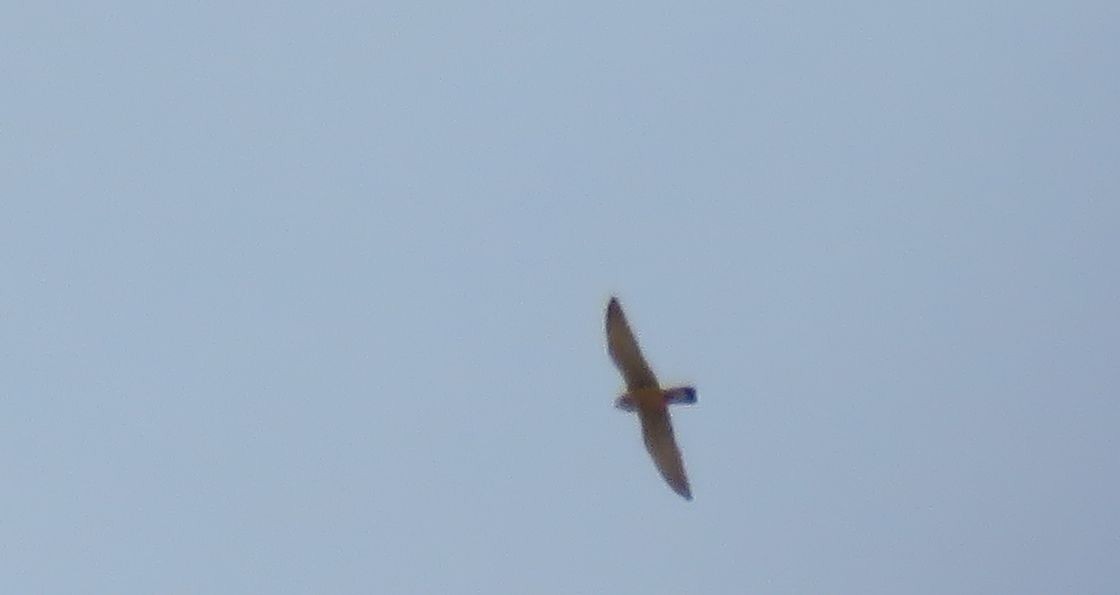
605;297;696;500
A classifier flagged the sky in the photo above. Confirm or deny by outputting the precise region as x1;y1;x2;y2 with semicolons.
2;1;1118;593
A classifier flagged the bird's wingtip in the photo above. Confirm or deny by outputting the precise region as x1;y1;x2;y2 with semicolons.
607;296;622;315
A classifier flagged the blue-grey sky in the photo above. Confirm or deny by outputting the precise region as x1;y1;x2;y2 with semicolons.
3;2;1118;593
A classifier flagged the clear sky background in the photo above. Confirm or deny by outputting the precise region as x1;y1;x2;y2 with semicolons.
3;2;1118;593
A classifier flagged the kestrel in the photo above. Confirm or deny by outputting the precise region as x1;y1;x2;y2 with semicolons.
606;297;696;500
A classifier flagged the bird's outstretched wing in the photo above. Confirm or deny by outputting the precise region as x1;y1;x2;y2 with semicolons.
639;406;692;500
606;297;658;390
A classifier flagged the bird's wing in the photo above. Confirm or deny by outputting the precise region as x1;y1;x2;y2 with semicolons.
605;297;658;390
638;406;692;500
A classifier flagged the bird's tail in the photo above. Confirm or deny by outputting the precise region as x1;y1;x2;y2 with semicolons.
664;386;697;406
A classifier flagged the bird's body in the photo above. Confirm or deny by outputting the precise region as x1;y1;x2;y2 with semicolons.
628;387;669;410
605;297;695;500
